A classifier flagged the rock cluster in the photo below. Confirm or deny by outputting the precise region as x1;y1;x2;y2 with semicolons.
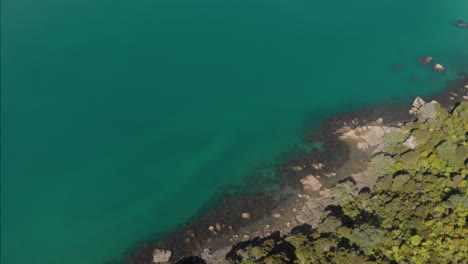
418;56;445;73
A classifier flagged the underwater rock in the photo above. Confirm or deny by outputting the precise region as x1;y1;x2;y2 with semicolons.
418;56;433;65
456;20;468;28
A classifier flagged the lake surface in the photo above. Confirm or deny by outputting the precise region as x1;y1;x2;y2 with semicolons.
2;0;467;263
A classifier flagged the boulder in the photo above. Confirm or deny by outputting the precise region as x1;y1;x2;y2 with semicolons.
433;63;445;72
153;249;172;263
241;212;250;219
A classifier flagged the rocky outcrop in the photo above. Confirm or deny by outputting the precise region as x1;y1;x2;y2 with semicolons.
339;125;387;153
300;175;323;191
409;96;426;115
153;249;172;263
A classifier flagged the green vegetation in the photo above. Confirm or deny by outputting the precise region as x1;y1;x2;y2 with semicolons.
230;102;468;263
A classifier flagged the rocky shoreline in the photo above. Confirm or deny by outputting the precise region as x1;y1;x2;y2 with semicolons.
127;71;468;264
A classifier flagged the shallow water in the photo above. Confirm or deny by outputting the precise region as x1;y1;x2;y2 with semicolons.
2;0;467;263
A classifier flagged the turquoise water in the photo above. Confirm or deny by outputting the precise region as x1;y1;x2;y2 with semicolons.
2;0;467;263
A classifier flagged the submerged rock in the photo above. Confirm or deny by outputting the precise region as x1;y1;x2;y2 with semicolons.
456;20;468;28
153;249;172;263
418;56;433;65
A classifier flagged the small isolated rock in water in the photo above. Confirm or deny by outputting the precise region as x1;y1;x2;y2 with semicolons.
376;118;383;124
208;225;215;232
272;213;281;218
242;212;250;219
418;56;433;65
456;20;468;28
215;222;222;231
153;249;172;263
433;63;445;72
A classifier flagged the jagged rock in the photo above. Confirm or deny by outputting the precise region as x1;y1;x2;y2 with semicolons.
418;56;433;65
433;63;445;72
153;249;172;263
413;96;426;108
409;96;426;115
